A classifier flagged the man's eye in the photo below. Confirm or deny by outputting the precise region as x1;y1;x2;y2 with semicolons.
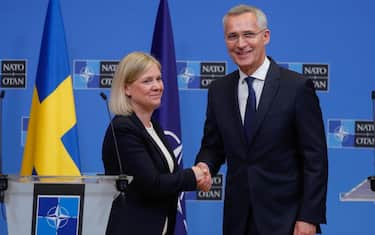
227;34;238;40
243;32;256;38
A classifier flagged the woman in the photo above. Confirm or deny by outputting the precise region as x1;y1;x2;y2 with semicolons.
102;52;205;235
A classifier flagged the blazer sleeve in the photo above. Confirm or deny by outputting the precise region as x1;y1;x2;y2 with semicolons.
115;120;197;199
195;83;226;175
295;79;328;225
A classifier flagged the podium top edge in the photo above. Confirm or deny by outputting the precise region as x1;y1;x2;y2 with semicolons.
3;174;132;183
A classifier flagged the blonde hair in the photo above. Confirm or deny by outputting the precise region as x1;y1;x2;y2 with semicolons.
109;51;161;115
223;4;268;29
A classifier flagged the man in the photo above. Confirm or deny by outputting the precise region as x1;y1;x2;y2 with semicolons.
195;4;328;235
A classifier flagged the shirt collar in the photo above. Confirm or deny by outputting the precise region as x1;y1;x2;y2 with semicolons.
238;56;270;83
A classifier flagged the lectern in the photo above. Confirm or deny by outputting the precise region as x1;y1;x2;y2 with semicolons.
340;91;375;202
2;175;131;235
340;177;375;202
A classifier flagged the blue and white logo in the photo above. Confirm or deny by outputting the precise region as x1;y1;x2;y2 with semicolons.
73;60;101;89
177;61;200;89
177;61;226;89
328;119;374;148
45;204;71;229
163;130;187;229
328;119;355;148
36;196;80;235
73;60;118;89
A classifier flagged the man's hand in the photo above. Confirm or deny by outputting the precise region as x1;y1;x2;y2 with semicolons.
293;221;316;235
195;162;212;192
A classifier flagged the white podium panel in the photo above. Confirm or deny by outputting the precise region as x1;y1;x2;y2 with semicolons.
3;175;130;235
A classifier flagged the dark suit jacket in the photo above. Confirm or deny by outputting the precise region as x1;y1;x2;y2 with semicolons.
196;58;328;235
102;113;196;235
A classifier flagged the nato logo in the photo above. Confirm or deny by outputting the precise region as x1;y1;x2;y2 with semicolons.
328;119;375;148
73;60;118;89
35;196;80;235
279;63;329;92
162;129;186;223
177;61;226;89
0;59;27;88
177;61;200;89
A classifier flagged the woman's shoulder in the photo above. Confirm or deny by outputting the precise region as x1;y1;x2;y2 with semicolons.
112;113;148;133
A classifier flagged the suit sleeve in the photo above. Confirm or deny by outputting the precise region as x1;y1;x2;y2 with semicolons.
295;79;328;225
115;122;197;199
195;84;226;175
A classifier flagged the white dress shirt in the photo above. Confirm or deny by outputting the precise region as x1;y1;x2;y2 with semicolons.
238;57;270;124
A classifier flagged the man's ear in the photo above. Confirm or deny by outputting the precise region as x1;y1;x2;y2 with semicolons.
263;29;270;46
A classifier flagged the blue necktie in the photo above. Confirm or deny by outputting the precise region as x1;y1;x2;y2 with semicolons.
244;77;256;141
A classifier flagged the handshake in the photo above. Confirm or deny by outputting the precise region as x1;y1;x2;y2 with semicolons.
192;162;212;192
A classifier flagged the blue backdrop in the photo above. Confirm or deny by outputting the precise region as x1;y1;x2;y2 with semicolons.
1;0;375;234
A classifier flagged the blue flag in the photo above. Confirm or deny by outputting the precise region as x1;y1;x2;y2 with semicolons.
21;0;81;176
151;0;187;234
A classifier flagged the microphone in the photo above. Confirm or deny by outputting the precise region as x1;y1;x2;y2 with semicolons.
369;176;375;192
0;91;7;204
100;92;128;194
0;174;6;204
370;91;375;191
0;90;4;174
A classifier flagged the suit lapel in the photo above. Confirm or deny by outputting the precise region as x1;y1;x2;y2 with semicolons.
247;59;281;144
129;113;174;173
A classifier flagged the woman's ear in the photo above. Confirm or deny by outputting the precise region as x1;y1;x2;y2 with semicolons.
124;85;131;97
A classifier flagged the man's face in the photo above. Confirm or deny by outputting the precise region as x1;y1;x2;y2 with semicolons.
224;12;270;75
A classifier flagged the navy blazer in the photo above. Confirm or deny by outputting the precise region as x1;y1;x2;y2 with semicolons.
196;58;328;235
102;113;196;235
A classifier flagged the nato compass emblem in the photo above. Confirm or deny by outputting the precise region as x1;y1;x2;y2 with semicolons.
177;61;200;89
334;125;349;143
36;196;80;235
328;119;355;148
178;67;195;88
164;130;182;165
73;60;100;88
45;204;71;230
79;66;95;84
163;130;187;231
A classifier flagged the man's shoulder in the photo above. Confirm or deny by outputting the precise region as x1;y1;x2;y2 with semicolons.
209;70;239;88
268;61;306;82
279;66;305;80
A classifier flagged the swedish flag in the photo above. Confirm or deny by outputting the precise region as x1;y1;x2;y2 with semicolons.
20;0;81;176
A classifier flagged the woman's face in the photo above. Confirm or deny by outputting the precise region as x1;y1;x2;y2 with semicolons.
125;63;163;114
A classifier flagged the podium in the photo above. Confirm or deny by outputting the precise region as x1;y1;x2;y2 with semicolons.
2;175;131;235
340;177;375;202
341;91;375;202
